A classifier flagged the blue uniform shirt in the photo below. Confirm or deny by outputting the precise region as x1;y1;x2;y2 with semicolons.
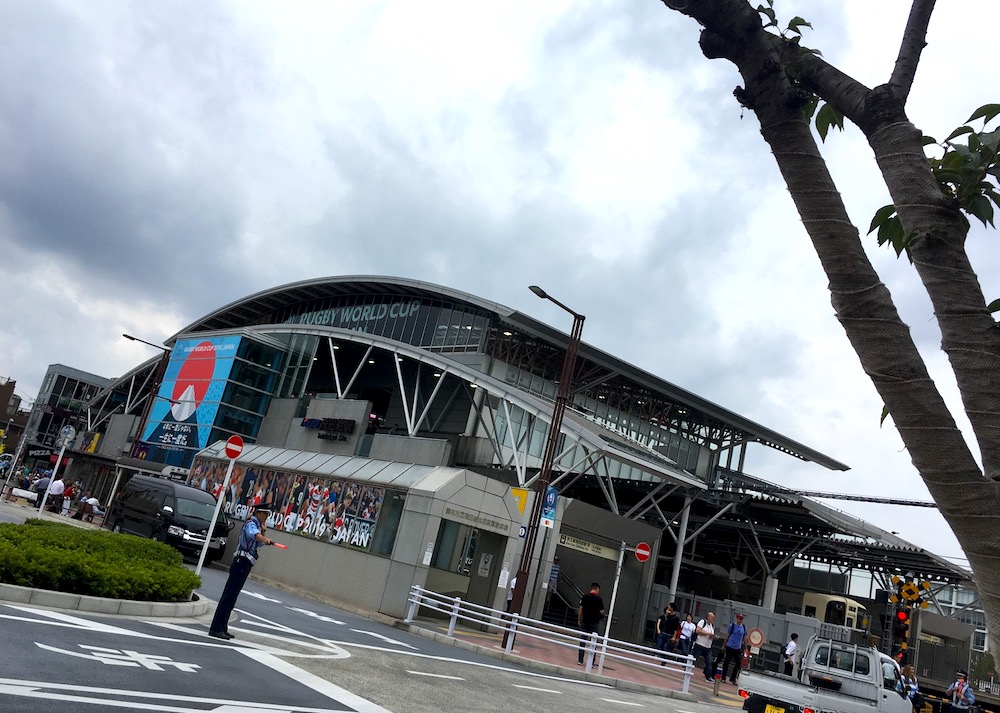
238;518;262;562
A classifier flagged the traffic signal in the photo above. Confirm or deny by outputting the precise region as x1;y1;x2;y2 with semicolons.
893;605;911;651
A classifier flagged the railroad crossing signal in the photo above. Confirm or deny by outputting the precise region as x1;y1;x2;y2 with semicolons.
888;575;931;657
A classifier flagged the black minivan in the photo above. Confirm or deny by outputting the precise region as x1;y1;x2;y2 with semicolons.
108;475;234;564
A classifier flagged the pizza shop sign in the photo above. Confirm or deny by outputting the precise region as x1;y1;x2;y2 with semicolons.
301;417;357;442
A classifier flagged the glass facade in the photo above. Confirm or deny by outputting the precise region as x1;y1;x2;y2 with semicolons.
495;363;704;480
141;336;283;468
26;366;110;450
269;294;492;353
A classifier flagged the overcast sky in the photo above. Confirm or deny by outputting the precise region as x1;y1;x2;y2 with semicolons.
2;1;997;568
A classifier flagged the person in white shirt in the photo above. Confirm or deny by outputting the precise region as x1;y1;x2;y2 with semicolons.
783;633;799;675
505;576;517;612
692;611;716;681
44;476;65;513
678;614;697;656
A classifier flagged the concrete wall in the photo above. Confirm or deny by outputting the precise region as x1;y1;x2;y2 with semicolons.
369;434;452;467
379;467;522;617
96;414;136;459
256;398;299;447
252;526;392;612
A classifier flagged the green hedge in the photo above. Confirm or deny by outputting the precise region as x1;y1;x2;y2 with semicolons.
0;519;201;601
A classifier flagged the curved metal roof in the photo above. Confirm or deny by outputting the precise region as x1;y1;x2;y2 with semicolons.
206;323;707;491
170;275;514;337
170;275;848;471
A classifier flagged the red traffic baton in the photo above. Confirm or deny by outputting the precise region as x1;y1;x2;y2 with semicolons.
270;542;288;550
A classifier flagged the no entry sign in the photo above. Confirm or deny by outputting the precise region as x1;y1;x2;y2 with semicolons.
634;541;651;562
224;435;244;460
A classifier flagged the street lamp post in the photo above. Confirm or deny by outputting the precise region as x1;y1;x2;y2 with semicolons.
507;285;585;623
123;333;171;352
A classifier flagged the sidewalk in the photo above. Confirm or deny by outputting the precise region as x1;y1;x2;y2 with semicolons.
0;495;104;530
398;616;747;708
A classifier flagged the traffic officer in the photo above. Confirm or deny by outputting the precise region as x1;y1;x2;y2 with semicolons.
209;504;276;639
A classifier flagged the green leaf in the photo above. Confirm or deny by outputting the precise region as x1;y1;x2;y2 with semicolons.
815;103;844;142
877;215;903;251
757;4;777;27
966;104;1000;124
787;16;812;34
880;405;890;427
944;126;974;142
922;135;938;146
802;97;819;123
979;128;1000;152
988;298;1000;314
968;194;995;227
868;204;897;234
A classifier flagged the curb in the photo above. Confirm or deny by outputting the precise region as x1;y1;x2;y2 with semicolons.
0;582;211;617
394;620;698;702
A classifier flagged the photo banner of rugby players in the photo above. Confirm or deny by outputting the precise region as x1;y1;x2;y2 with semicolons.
187;457;388;551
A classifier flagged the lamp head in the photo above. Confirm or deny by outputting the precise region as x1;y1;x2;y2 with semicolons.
529;285;548;299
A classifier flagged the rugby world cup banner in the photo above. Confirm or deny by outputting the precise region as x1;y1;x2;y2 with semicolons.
188;457;388;552
142;336;241;452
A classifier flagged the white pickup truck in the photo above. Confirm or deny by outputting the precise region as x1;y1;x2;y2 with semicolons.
739;637;911;713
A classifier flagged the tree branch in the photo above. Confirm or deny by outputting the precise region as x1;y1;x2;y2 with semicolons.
789;49;871;127
888;0;936;103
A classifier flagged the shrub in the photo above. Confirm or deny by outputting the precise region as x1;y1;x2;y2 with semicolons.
0;520;200;601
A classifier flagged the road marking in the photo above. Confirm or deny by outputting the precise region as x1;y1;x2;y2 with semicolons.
148;620;353;660
36;643;201;672
323;639;613;687
2;605;159;637
243;649;393;712
0;676;365;712
287;606;345;625
242;591;282;603
406;670;465;680
513;684;563;693
601;699;644;707
350;628;419;650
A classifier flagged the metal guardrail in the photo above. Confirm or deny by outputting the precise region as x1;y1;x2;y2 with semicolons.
404;584;696;693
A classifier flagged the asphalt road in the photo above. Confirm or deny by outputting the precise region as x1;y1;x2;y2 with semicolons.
0;510;724;712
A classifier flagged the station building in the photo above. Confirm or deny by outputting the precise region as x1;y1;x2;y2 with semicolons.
71;276;969;642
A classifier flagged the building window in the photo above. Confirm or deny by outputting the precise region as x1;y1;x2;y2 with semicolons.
370;490;406;557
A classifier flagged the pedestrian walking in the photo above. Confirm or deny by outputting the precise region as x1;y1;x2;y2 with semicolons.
721;612;748;683
782;633;799;676
691;611;716;681
505;575;517;612
577;582;605;665
655;602;681;663
678;613;696;656
209;504;277;639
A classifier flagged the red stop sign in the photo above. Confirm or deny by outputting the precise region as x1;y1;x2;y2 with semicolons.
224;435;244;460
635;542;651;562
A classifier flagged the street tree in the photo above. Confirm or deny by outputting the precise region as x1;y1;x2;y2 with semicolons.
656;0;1000;653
